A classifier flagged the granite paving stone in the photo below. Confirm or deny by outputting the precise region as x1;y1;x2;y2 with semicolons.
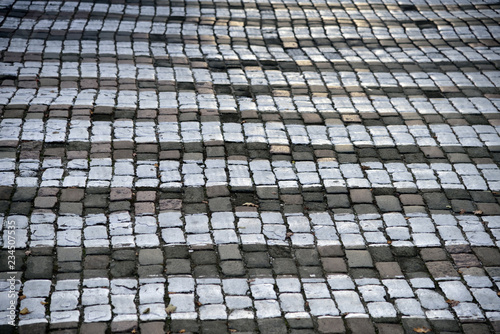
1;0;500;331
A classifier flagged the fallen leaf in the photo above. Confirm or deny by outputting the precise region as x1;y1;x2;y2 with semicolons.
473;210;483;215
142;308;150;314
201;200;208;204
242;202;258;208
229;329;237;333
40;301;48;305
459;209;466;214
19;295;26;300
446;205;452;209
179;330;186;333
413;328;431;333
361;165;371;170
25;250;31;256
19;308;30;315
131;329;137;334
286;232;294;238
196;301;202;307
446;299;460;307
165;304;177;314
387;240;392;244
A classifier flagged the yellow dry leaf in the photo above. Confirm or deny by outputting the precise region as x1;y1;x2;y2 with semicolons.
19;308;30;315
165;304;177;314
242;202;258;207
413;328;431;333
19;295;26;300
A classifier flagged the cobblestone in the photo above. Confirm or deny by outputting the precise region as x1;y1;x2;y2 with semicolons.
1;0;500;331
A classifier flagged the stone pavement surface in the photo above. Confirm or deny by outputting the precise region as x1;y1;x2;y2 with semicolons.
1;0;500;333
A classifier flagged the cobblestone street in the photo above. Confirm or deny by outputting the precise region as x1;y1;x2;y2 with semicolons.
1;0;500;332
